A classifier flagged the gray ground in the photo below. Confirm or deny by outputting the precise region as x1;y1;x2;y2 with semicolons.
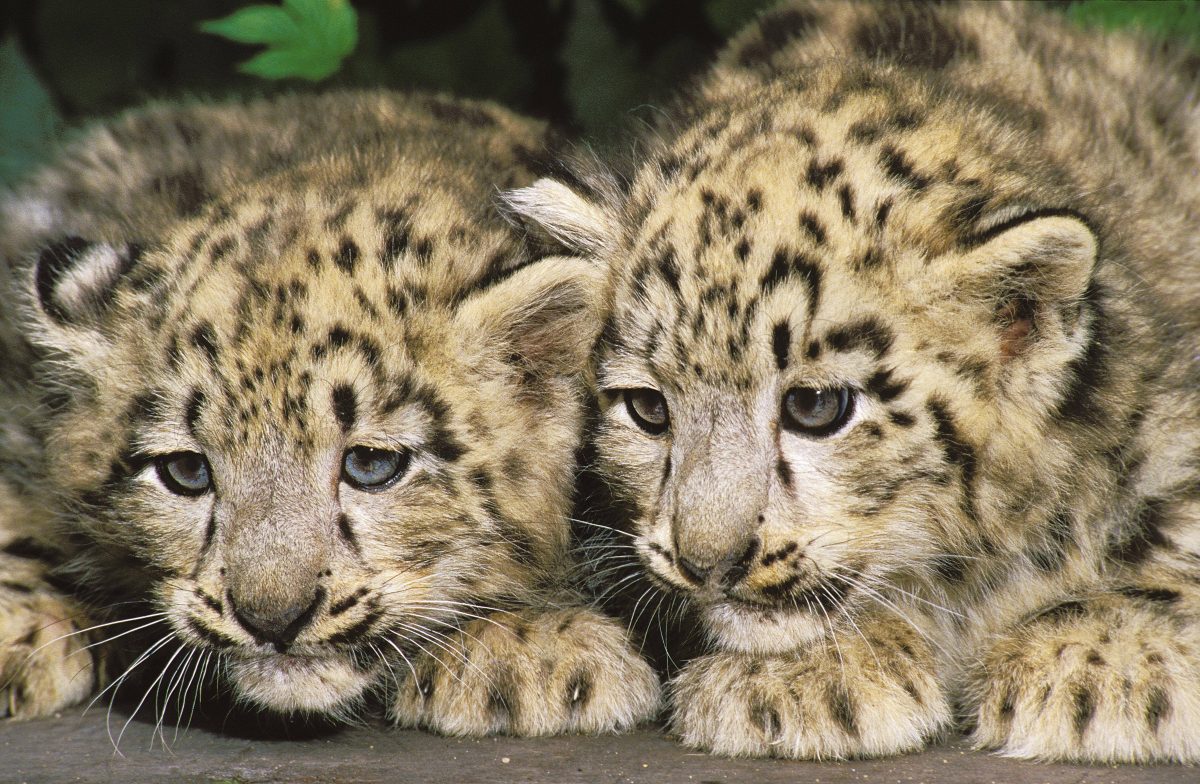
3;712;1194;784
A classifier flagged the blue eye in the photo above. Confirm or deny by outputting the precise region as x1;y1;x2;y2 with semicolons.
155;452;212;496
623;388;669;435
781;387;854;437
342;446;409;491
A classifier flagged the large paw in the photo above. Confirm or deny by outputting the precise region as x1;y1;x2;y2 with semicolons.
968;592;1200;762
390;606;659;736
670;629;950;759
1;582;95;719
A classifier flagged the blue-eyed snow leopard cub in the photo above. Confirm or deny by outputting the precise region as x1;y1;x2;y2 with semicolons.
0;90;658;734
507;0;1200;762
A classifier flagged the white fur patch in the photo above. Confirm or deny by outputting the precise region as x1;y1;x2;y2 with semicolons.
503;178;615;255
49;243;124;315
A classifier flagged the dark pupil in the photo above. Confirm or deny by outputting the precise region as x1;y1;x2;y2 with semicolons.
633;392;666;425
344;447;404;487
161;452;210;493
786;388;840;427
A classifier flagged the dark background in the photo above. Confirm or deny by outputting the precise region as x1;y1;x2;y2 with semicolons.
0;0;777;184
0;1;1196;184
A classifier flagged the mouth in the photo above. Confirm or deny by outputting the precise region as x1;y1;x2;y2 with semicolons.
225;648;378;714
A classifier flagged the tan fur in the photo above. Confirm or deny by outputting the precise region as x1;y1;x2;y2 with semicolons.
507;0;1200;762
0;91;658;732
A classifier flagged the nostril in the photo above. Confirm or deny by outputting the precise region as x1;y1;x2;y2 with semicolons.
676;556;712;585
719;537;761;588
231;587;325;651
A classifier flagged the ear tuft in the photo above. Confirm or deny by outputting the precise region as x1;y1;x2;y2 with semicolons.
961;212;1098;361
35;237;140;326
455;256;605;379
502;178;617;257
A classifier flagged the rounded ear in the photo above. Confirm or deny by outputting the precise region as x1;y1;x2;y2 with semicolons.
956;211;1097;360
34;236;142;328
501;178;619;257
453;255;606;378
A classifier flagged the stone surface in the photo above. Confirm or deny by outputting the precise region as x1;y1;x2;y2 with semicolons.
3;712;1196;784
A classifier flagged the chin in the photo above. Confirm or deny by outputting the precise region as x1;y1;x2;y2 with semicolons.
226;652;376;715
703;601;829;654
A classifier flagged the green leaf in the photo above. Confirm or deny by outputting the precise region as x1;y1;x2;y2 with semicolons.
0;36;61;186
200;0;358;82
1066;0;1200;44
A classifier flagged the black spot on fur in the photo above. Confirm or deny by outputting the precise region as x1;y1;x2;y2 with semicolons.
772;322;792;370
826;319;893;359
337;513;361;555
838;184;856;222
188;618;236;648
1146;687;1170;732
327;606;384;645
930;554;967;584
827;684;858;736
865;369;908;402
806;158;844;190
879;145;929;190
875;199;893;229
1055;296;1108;424
926;398;976;520
761;250;822;322
331;384;357;432
201;509;217;555
184;388;205;437
1117;586;1181;604
851;4;977;70
889;410;915;428
736;7;818;68
334;239;360;274
1108;497;1170;565
330;588;368;617
191;322;219;363
1029;510;1073;573
1031;599;1087;623
797;211;826;245
1072;686;1096;737
734;238;751;262
487;666;519;726
566;671;593;713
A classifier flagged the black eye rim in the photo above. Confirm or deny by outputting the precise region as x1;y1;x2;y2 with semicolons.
780;386;856;438
154;451;213;497
341;445;411;492
622;388;670;435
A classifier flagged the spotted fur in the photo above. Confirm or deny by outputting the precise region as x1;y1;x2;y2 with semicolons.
507;0;1200;762
0;91;658;733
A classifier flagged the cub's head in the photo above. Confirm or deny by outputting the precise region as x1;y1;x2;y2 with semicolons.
16;159;601;714
509;68;1119;654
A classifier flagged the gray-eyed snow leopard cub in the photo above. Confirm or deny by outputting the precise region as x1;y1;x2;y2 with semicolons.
507;0;1200;762
0;90;658;734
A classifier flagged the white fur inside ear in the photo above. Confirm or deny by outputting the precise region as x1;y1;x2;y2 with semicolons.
503;178;615;256
49;244;125;315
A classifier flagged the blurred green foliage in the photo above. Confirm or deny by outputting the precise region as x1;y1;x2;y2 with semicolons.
0;0;1197;188
1067;0;1200;44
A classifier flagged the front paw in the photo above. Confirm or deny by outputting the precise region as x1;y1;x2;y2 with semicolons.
670;633;950;758
390;606;659;736
968;594;1200;762
1;587;95;719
